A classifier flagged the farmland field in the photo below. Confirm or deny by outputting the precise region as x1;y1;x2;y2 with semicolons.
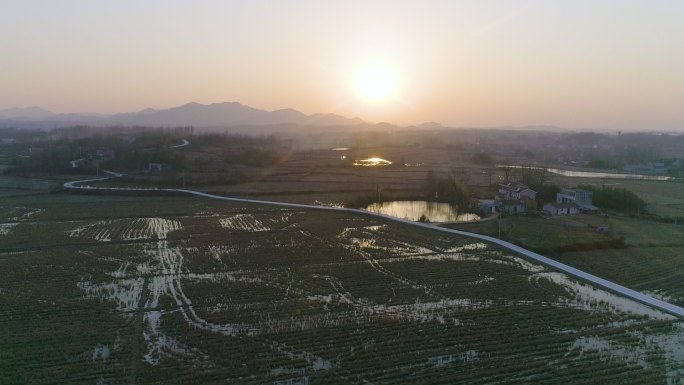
1;193;683;384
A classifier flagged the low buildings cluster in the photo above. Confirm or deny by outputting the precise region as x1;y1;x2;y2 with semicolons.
479;182;598;217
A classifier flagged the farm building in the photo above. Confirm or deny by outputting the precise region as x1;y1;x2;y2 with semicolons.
478;199;498;215
148;162;169;172
544;202;580;216
497;199;526;215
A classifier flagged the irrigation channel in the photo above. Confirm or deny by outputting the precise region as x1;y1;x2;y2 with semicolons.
64;171;684;319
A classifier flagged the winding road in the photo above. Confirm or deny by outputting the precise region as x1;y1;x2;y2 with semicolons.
169;139;190;148
63;172;684;318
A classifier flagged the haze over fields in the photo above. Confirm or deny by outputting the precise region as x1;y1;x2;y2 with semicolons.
4;2;684;383
2;1;684;131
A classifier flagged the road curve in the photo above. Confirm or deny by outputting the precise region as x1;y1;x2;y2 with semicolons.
170;139;190;148
63;174;684;318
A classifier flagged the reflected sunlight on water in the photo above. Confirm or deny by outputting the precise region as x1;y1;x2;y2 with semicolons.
365;201;479;222
353;157;392;166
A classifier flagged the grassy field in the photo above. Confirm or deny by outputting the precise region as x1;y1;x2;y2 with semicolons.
1;192;683;384
604;180;684;219
500;215;620;253
445;214;620;254
608;216;684;246
0;175;58;190
553;216;684;307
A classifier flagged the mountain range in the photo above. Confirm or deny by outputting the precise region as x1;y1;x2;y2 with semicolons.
0;102;365;128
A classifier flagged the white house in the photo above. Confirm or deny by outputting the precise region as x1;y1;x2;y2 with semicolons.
556;188;598;212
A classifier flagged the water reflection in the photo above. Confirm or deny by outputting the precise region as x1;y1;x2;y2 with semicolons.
353;157;392;166
498;165;673;181
365;201;480;222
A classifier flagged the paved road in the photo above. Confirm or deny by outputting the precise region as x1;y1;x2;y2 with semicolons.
63;174;684;318
169;139;190;148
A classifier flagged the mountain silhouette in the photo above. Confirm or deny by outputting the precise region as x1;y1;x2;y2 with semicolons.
0;102;364;128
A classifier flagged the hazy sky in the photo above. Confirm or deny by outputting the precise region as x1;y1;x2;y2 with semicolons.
2;1;683;129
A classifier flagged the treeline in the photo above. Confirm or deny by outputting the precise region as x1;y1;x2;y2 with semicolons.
6;128;189;175
578;184;647;214
224;146;278;167
425;170;471;206
3;127;284;176
516;167;562;203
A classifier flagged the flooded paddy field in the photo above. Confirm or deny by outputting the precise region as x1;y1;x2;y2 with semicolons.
1;194;683;384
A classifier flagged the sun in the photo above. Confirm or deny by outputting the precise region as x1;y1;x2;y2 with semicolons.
355;63;398;102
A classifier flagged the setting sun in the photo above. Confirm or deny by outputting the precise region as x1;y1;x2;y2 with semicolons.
355;63;398;102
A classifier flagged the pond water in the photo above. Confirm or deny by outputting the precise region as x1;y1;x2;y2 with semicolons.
353;157;392;166
498;165;673;181
364;201;480;222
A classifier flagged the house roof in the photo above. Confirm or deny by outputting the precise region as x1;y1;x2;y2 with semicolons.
499;181;537;194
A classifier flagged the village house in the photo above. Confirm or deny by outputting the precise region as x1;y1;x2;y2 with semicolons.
480;182;538;215
148;162;169;172
69;158;85;168
495;182;537;213
556;188;598;212
498;181;537;201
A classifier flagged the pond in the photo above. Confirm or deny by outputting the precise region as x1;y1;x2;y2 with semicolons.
364;201;480;222
353;157;392;166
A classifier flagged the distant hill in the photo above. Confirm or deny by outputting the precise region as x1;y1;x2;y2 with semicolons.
0;103;592;133
417;121;445;129
0;106;55;120
0;102;364;129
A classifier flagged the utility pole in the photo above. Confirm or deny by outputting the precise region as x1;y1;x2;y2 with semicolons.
376;184;380;215
497;211;504;239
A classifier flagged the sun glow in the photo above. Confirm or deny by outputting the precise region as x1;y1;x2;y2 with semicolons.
356;63;398;102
